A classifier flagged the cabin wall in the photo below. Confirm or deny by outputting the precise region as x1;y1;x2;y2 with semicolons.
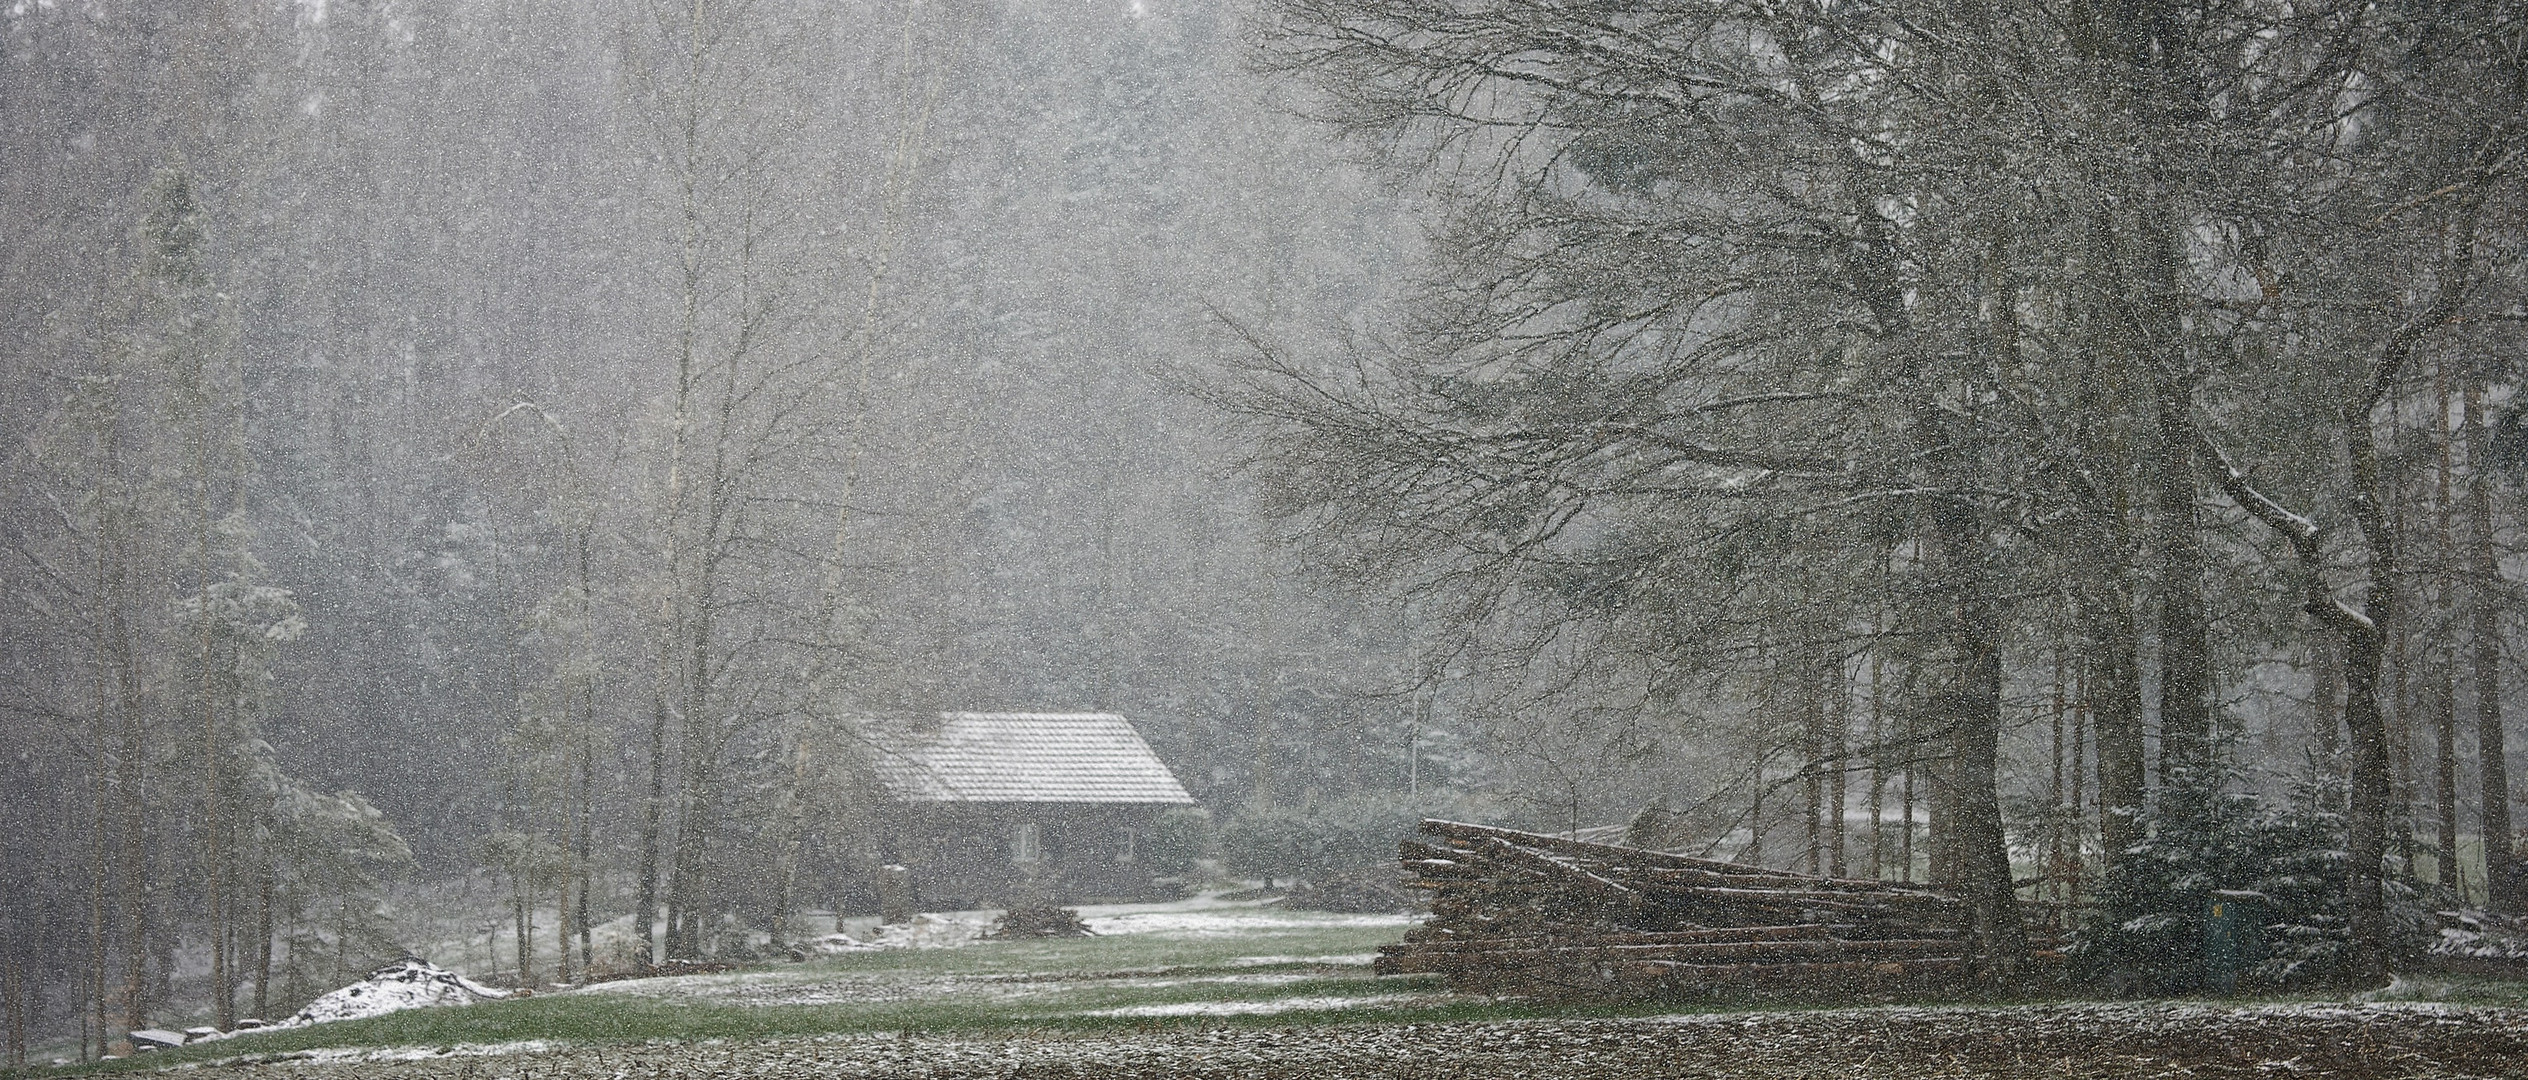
863;801;1181;911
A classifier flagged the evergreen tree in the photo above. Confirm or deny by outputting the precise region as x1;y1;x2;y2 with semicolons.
2077;757;2427;992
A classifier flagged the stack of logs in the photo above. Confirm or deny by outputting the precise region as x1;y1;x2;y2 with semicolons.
991;905;1094;938
1376;820;1985;999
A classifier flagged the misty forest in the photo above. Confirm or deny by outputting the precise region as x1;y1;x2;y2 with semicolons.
2;0;2526;1075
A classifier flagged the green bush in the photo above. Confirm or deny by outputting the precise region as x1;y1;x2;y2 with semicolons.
1143;806;1214;878
1218;794;1433;884
2072;762;2426;992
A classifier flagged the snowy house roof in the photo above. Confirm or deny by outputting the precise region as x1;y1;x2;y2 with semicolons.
863;712;1196;805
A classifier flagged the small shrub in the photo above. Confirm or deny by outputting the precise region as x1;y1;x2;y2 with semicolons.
1281;868;1425;913
1219;794;1435;885
2074;761;2431;992
1143;806;1214;878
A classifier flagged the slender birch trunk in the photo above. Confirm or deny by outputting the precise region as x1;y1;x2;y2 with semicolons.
2466;378;2514;908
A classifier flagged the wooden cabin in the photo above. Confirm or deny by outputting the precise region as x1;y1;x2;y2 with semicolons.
857;712;1196;911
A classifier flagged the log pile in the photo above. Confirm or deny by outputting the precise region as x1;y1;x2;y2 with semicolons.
989;905;1094;938
1376;819;1979;1000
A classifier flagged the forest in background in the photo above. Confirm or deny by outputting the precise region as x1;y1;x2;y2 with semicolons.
0;0;2523;1065
0;0;1455;1057
1220;0;2528;989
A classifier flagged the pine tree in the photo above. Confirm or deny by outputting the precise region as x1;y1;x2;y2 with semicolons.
2078;759;2361;992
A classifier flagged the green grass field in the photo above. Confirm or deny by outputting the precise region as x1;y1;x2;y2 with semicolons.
43;908;2528;1076
52;913;1463;1072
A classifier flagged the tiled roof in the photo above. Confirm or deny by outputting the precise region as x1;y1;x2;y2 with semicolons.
864;712;1196;805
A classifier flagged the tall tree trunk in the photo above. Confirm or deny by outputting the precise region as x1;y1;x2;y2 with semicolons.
199;589;230;1032
2340;613;2396;982
1743;761;1766;867
2151;386;2215;781
1922;497;2025;971
668;342;750;961
2090;593;2149;881
2070;654;2088;903
513;874;533;985
85;390;136;1057
2390;482;2419;873
252;856;273;1019
332;895;348;985
1867;649;1885;881
667;603;720;961
1897;79;2028;965
770;729;812;953
2314;632;2344;764
2210;425;2401;983
283;884;301;1009
204;711;231;1029
2049;643;2068;904
2468;378;2515;910
569;523;597;981
653;0;716;967
117;709;150;1036
85;633;114;1061
637;694;667;967
2434;671;2460;891
1826;652;1848;879
576;684;596;975
554;870;574;987
1900;657;1918;884
4;945;26;1070
2090;0;2214;787
2433;367;2461;892
1803;652;1826;877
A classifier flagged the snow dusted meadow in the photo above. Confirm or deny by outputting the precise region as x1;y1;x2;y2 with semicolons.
83;893;2528;1079
559;895;1428;1016
134;1000;2528;1079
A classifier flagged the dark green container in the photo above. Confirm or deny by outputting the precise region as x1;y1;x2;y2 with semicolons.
2202;893;2265;992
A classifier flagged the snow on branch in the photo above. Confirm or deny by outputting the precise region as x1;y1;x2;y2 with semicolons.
2198;431;2318;544
2197;429;2374;632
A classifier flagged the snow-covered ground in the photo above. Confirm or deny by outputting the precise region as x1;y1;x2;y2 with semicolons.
565;965;1399;1011
175;999;2528;1079
787;891;1417;955
117;886;2528;1079
173;958;518;1047
564;892;1421;1011
282;957;515;1026
2429;911;2528;961
1081;908;1420;937
1078;992;1427;1017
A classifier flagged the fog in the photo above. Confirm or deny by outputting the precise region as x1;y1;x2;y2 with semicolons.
3;0;2525;1063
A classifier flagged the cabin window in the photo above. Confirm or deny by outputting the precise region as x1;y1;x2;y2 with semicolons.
1013;821;1042;864
1117;827;1137;865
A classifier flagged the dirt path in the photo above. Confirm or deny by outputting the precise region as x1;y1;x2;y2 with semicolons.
179;1001;2528;1079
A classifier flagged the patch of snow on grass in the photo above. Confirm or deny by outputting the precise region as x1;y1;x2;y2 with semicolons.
192;1039;557;1069
1084;910;1420;937
1631;998;2492;1034
869;913;993;948
289;958;513;1025
2431;926;2528;960
572;971;1058;1007
1079;993;1426;1017
290;1039;556;1063
1099;972;1319;991
799;913;992;954
195;957;513;1040
1226;953;1381;966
